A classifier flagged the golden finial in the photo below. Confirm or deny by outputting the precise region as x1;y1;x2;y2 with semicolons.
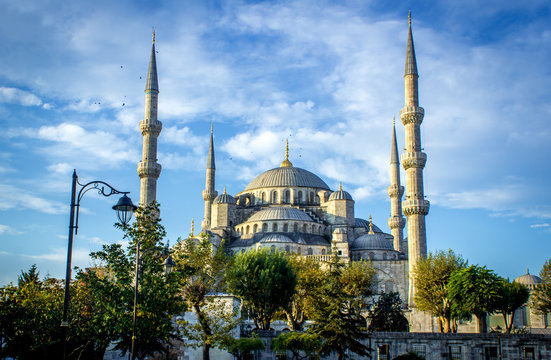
280;139;293;167
393;115;395;127
368;214;374;234
223;185;227;194
191;218;194;236
527;267;530;275
210;121;213;134
339;182;342;191
408;10;411;26
152;28;156;44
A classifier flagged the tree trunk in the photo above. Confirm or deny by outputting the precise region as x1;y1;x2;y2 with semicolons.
442;316;451;333
476;313;487;333
202;343;210;360
437;317;443;333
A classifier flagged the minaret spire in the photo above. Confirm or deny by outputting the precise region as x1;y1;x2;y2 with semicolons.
202;123;218;230
400;12;430;307
388;116;405;252
280;139;293;167
138;30;162;206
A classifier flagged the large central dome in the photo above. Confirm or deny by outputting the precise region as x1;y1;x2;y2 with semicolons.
244;166;330;191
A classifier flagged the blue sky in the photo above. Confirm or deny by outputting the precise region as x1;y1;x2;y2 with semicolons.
0;0;550;285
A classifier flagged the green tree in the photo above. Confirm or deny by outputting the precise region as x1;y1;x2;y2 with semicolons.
227;248;297;330
308;255;375;360
448;265;503;333
172;234;238;360
226;336;265;360
0;267;65;359
531;259;551;316
495;279;530;333
271;332;320;360
368;292;409;332
412;249;467;333
280;255;325;331
90;203;183;359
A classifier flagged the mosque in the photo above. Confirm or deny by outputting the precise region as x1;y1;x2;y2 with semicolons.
135;16;547;333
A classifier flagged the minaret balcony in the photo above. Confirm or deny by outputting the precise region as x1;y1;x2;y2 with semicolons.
202;189;218;202
402;199;430;216
140;118;162;135
388;216;405;229
137;161;162;178
387;184;404;197
401;152;427;170
400;106;424;125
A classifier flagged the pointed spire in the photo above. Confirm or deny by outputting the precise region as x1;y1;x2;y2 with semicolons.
405;10;418;76
368;215;374;234
391;116;400;164
223;185;227;194
207;123;215;169
146;29;159;92
280;139;293;167
339;182;342;191
191;218;195;236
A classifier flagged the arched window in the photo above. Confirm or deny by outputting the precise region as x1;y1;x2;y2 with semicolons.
321;249;326;255
293;223;298;232
307;248;313;255
311;224;315;233
318;226;322;234
302;224;307;232
253;224;258;233
272;223;278;232
383;253;387;260
315;195;320;204
283;223;288;232
369;252;375;260
246;225;250;234
284;190;290;203
262;223;268;232
310;192;314;203
298;191;303;203
261;192;266;203
271;191;278;203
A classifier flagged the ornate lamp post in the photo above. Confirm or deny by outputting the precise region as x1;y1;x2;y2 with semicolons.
61;170;137;337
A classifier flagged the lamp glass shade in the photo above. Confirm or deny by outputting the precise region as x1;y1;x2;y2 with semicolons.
163;255;175;275
112;194;138;225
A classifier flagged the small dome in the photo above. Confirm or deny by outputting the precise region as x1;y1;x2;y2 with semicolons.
260;234;294;243
355;218;382;233
328;183;353;201
213;190;236;204
247;207;313;222
351;233;394;251
515;269;542;290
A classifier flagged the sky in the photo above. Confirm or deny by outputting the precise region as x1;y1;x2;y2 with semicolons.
0;0;550;286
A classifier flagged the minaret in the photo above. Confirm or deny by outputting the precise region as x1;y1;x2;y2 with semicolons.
400;12;430;307
138;30;162;206
388;116;405;252
201;123;218;230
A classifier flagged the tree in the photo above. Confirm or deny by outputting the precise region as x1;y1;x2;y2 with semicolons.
495;279;530;333
448;265;503;333
226;336;265;360
368;292;409;332
227;248;297;330
0;267;65;359
280;255;325;331
171;233;238;360
412;249;467;333
531;259;551;316
271;332;320;360
308;255;375;360
89;203;183;359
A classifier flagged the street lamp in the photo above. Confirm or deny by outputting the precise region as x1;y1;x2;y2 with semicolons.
61;170;137;331
129;249;175;360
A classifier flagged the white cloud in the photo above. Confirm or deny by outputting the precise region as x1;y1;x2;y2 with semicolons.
0;224;18;235
531;223;550;229
0;184;66;214
0;87;43;106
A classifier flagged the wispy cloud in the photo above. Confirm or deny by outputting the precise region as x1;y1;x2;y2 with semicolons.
0;184;66;214
531;223;550;229
0;87;49;108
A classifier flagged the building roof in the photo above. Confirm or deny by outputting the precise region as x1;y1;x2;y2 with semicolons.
514;269;542;288
243;166;330;191
351;232;395;251
246;206;313;222
355;218;383;233
228;232;330;247
213;189;236;204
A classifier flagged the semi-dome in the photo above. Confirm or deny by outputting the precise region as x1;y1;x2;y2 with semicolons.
355;218;382;233
329;183;353;201
351;232;394;251
246;206;313;222
213;187;236;204
515;269;542;290
260;233;294;243
244;166;330;191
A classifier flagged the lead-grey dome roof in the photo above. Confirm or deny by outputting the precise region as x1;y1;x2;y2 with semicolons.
246;207;314;222
351;233;394;251
515;270;542;289
260;234;294;243
244;166;330;191
329;189;353;201
355;218;382;233
213;192;236;204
